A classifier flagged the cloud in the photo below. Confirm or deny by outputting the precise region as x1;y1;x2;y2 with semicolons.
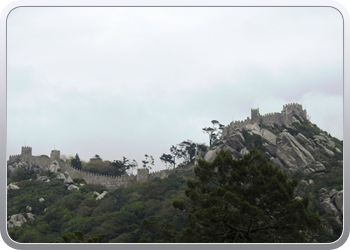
7;7;343;170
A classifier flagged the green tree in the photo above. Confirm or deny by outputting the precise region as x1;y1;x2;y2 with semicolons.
169;145;183;169
202;120;224;146
170;149;323;243
71;153;82;170
179;140;207;164
142;154;154;169
160;153;173;170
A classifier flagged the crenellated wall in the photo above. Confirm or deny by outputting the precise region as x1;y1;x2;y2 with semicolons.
61;164;137;190
221;103;308;138
7;147;195;191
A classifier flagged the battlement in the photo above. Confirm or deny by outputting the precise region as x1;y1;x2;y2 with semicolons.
8;154;21;164
137;168;150;182
50;150;60;160
262;112;280;117
7;146;194;191
69;165;132;180
283;102;303;109
21;146;32;156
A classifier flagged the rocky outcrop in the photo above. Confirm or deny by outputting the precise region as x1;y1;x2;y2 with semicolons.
7;161;41;173
26;213;35;221
95;191;108;200
204;145;242;162
276;131;315;172
68;185;79;191
221;129;245;152
49;160;61;173
37;174;50;182
56;171;74;185
318;188;343;221
7;183;20;191
303;161;327;175
7;214;27;228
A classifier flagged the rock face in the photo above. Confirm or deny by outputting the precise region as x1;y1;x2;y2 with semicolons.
303;161;327;175
318;188;343;221
204;120;340;179
276;131;315;172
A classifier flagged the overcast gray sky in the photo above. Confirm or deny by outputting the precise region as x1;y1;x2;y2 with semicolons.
7;7;343;172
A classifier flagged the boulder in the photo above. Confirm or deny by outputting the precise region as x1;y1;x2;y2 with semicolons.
333;190;343;215
308;179;314;185
276;131;315;172
26;206;32;212
221;132;245;152
39;198;45;203
240;147;249;156
96;191;108;200
318;188;342;218
320;200;340;217
245;123;277;146
204;147;220;162
67;185;79;191
7;183;20;191
305;162;326;174
7;214;27;228
335;147;342;154
37;174;50;182
204;144;241;162
49;160;61;173
56;171;74;185
26;213;35;221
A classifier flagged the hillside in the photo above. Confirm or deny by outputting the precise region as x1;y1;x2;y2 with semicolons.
7;103;343;243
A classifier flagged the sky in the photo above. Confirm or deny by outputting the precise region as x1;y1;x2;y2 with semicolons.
6;7;343;172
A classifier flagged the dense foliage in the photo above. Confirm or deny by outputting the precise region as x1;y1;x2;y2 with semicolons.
7;169;193;243
145;149;323;243
7;117;343;243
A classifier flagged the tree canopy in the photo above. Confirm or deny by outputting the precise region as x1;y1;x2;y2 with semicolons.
168;148;323;243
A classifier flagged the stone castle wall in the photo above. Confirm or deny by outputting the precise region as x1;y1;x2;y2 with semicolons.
7;147;194;191
223;103;307;134
61;164;136;190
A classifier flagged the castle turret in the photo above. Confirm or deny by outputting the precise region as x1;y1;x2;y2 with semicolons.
251;108;260;124
50;150;60;160
137;168;149;182
21;146;32;156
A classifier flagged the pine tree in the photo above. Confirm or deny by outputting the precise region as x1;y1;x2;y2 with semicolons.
170;148;323;243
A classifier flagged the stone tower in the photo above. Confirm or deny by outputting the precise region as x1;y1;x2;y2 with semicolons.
50;150;60;160
21;146;32;156
137;168;149;182
251;108;260;124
